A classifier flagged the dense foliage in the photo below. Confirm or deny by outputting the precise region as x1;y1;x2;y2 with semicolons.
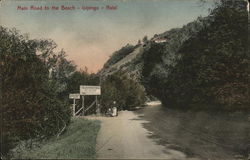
67;69;100;115
0;27;76;156
100;72;146;112
0;27;145;157
142;1;249;110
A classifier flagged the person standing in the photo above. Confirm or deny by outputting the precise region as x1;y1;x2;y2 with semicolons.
112;101;118;117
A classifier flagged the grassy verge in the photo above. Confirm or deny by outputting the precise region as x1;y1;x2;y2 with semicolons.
11;118;101;159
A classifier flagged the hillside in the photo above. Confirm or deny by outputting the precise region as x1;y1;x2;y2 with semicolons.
100;44;144;81
99;1;249;110
99;15;212;99
100;17;208;80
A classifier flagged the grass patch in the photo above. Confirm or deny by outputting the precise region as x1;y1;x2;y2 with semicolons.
12;118;101;159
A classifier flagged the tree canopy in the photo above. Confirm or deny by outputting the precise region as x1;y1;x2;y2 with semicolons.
142;0;249;111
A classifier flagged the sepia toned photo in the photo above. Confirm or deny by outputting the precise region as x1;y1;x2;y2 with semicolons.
0;0;249;159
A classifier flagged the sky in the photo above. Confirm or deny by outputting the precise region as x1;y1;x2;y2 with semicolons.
0;0;213;73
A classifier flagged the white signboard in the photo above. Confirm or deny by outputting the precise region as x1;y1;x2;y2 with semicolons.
80;85;101;95
69;93;80;99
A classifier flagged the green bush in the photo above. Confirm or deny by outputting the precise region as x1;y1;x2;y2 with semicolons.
0;27;71;156
100;72;146;112
142;1;249;111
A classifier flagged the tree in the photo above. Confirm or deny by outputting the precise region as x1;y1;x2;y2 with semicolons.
142;36;148;43
48;49;76;99
100;72;146;112
142;0;249;110
0;27;71;156
137;39;141;45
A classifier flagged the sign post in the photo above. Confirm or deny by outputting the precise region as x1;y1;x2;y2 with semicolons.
82;95;85;116
80;85;101;95
95;95;101;115
80;85;101;116
69;93;80;116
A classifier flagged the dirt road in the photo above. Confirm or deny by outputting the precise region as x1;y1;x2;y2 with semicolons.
87;103;249;159
87;110;199;159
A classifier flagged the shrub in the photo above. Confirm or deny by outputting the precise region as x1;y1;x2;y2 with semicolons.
0;27;71;156
142;1;249;111
100;72;146;112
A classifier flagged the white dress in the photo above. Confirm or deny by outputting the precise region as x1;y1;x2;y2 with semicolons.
112;107;117;117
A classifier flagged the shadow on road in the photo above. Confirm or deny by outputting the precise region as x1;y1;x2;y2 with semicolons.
132;105;249;160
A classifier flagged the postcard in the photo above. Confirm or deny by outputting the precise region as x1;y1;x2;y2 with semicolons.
1;0;249;159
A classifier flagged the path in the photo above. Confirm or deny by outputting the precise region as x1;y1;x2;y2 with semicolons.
87;110;199;159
